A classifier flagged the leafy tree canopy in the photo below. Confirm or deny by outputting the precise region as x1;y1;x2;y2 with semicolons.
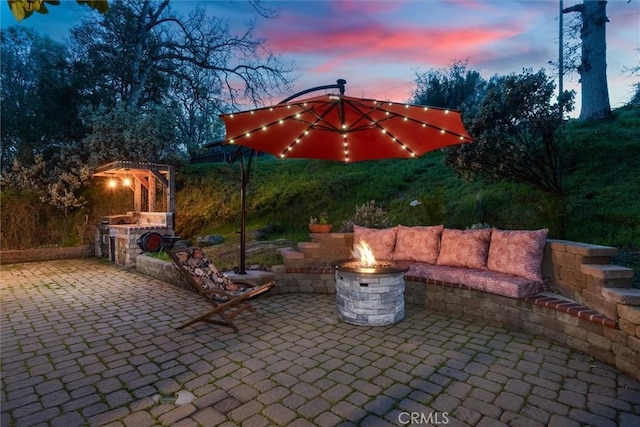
7;0;109;22
444;69;575;195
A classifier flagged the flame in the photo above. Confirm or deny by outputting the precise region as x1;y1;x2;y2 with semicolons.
353;240;376;267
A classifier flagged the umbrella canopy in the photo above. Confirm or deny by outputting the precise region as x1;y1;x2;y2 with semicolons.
220;94;472;162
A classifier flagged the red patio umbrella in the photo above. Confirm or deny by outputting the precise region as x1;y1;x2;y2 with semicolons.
220;93;472;162
218;80;472;273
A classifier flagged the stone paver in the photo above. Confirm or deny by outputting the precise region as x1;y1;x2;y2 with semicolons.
1;259;639;426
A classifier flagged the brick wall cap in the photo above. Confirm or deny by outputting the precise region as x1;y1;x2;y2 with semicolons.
567;242;617;256
581;264;635;279
546;239;617;256
546;239;570;252
602;288;640;306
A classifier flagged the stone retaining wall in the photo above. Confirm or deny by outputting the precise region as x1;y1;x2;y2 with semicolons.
136;252;639;381
415;278;639;380
0;245;94;265
135;255;194;292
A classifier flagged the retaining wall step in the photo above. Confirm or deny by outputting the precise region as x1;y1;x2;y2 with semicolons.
602;288;640;306
278;247;304;259
297;242;321;250
581;264;635;279
548;239;618;257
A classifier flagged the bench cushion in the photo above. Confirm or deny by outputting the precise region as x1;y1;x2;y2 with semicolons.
487;229;548;282
404;262;543;299
436;228;492;270
393;224;443;264
353;225;398;260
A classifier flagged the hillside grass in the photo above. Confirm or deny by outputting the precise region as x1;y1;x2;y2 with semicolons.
174;107;639;279
176;108;638;242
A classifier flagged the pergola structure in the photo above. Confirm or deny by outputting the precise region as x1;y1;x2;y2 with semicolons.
93;161;175;213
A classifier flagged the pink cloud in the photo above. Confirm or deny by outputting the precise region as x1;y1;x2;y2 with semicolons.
264;22;521;72
325;0;409;15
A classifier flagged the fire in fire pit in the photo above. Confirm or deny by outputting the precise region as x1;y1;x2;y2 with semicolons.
334;241;408;326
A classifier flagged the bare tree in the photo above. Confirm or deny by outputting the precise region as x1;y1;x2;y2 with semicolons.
71;0;294;111
563;0;612;121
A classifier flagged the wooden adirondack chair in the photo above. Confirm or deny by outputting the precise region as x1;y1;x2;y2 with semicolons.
168;246;274;332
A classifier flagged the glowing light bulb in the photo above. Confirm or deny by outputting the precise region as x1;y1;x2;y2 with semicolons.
123;177;131;186
108;179;117;188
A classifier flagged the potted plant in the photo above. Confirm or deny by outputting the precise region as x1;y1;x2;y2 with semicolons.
309;212;332;233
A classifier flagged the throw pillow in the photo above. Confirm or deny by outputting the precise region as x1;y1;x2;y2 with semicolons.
436;228;492;269
393;224;444;264
353;225;398;260
487;228;548;282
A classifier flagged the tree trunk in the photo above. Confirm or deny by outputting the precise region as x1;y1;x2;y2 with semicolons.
564;1;612;121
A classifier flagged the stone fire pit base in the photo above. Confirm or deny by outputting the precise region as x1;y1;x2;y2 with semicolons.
335;269;405;326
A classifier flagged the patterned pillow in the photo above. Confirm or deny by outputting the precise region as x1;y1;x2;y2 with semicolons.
487;229;548;282
353;225;398;260
393;224;444;264
436;228;492;270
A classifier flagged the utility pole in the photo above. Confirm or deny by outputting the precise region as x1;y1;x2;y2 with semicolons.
559;0;564;116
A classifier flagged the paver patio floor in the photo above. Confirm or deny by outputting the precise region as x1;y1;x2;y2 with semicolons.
1;258;639;427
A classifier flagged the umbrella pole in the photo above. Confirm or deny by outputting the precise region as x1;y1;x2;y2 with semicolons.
238;149;254;275
235;79;347;274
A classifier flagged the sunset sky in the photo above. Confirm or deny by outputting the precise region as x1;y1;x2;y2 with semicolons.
2;0;639;115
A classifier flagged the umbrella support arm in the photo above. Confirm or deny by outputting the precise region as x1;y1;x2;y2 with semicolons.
279;79;346;103
234;79;347;274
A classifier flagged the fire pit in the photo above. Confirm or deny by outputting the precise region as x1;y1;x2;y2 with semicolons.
334;242;408;326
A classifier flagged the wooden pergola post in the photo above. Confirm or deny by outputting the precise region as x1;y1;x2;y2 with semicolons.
134;177;142;212
148;170;156;212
